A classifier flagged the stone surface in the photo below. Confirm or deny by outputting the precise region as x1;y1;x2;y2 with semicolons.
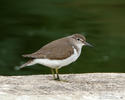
0;73;125;100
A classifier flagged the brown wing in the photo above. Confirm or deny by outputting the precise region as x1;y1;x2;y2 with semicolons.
22;38;74;60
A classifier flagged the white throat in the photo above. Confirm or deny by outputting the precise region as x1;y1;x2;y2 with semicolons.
74;42;84;54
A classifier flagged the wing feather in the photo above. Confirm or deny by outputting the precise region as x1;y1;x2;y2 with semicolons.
22;38;74;60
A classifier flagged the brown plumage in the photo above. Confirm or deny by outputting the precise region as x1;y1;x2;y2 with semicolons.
16;34;92;80
22;37;74;60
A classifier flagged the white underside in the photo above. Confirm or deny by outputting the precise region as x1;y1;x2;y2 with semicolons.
27;46;82;69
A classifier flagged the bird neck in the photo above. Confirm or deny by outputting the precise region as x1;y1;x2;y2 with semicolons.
68;37;83;54
73;43;83;55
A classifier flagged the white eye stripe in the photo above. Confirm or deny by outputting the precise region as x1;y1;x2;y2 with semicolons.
77;38;83;41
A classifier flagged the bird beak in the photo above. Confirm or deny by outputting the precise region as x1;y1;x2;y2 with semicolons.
84;41;93;47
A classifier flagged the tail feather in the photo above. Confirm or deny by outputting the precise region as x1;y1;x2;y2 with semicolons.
15;59;33;70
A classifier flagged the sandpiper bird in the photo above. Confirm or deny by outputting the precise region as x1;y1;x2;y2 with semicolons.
16;34;92;80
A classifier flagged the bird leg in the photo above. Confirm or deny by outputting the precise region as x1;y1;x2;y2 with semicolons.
55;68;60;81
51;68;56;80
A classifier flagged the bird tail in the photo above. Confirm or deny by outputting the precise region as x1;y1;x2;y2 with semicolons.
15;59;33;70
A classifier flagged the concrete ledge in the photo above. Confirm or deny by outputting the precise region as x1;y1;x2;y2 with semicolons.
0;73;125;100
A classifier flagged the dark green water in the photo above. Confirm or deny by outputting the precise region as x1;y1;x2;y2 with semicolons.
0;0;125;75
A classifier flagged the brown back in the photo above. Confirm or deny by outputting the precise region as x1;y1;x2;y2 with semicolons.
22;37;74;60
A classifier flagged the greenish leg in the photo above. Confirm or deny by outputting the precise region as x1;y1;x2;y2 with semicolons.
51;68;55;79
55;68;60;81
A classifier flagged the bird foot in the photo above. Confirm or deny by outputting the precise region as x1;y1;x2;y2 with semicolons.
54;78;60;81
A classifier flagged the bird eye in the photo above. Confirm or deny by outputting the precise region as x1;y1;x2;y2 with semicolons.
77;38;80;41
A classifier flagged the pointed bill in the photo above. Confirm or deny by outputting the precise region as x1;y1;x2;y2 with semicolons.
84;41;93;47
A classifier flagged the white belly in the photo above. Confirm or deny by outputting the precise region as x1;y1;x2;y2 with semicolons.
29;47;81;69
